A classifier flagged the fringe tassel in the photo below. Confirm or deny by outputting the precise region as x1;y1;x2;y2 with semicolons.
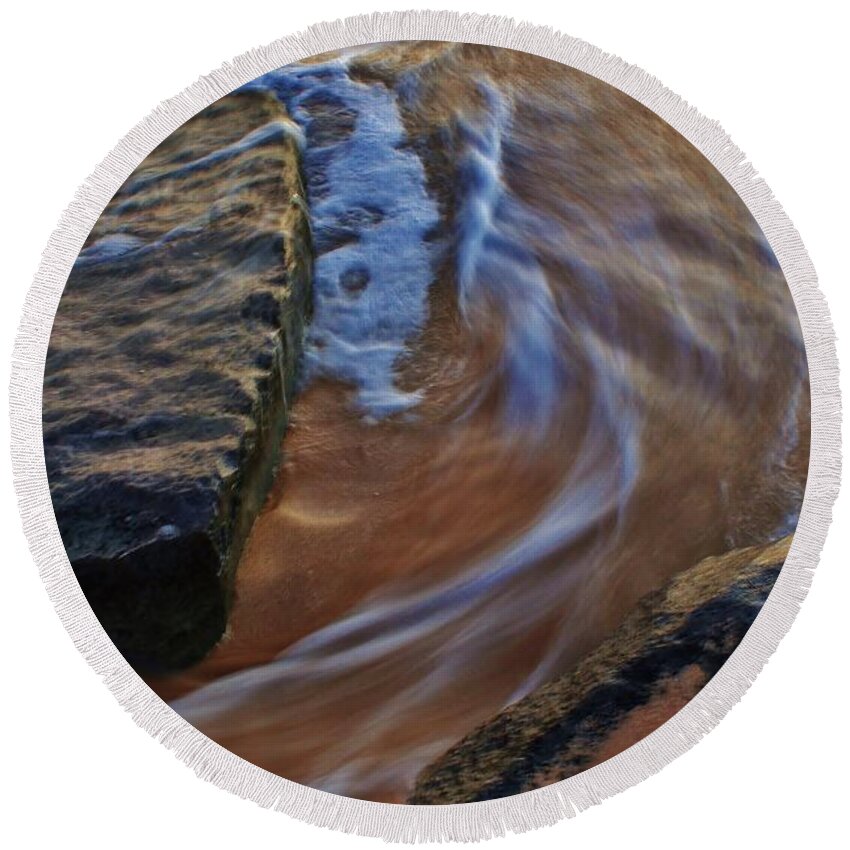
8;10;841;842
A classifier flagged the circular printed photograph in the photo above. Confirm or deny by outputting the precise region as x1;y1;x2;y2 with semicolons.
43;41;809;804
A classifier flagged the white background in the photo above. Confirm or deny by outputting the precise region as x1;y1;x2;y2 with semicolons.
2;1;847;846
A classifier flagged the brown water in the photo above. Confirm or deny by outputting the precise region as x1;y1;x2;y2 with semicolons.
152;43;810;802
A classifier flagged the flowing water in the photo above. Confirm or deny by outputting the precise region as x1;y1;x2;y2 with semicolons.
158;43;810;802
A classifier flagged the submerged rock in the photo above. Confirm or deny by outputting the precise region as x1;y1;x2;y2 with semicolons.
409;535;790;803
43;90;312;672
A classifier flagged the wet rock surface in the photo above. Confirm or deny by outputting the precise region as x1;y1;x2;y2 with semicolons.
409;535;790;803
43;90;312;671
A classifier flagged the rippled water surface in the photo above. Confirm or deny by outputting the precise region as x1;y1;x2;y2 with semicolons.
154;43;809;802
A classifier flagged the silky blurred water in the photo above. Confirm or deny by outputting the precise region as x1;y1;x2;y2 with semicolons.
166;43;810;802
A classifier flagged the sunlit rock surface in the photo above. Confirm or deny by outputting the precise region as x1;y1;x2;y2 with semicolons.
43;90;312;671
409;535;790;803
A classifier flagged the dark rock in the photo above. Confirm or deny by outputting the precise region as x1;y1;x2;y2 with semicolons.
409;535;791;803
43;89;313;672
240;291;282;326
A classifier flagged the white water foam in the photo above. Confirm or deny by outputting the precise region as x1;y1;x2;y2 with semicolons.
244;58;439;418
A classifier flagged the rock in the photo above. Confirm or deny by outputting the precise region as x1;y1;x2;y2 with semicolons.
43;89;312;672
408;535;790;803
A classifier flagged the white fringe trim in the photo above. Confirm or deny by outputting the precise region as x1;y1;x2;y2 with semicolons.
8;10;841;842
